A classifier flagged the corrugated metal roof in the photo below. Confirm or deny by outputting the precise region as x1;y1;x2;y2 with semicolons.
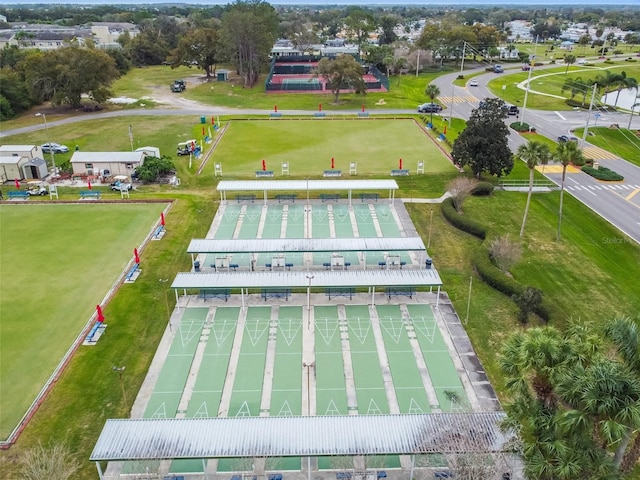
187;237;425;254
70;152;145;164
217;180;398;192
91;413;512;461
171;269;442;289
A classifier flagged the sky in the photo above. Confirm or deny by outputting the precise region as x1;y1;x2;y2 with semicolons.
4;0;639;5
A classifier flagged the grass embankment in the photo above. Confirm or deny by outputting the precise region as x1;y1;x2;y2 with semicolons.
574;126;640;167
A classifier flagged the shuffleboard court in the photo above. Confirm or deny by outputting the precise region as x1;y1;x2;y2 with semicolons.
285;204;305;238
375;203;402;237
353;204;378;237
0;202;166;440
333;204;354;238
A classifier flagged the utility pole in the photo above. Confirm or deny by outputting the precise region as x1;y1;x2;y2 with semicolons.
581;83;598;149
460;41;466;74
520;35;539;129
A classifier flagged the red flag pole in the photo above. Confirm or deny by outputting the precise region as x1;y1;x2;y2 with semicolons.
399;158;403;169
14;178;20;189
262;159;266;171
331;157;335;169
134;248;140;264
87;179;92;190
161;212;165;227
96;305;105;323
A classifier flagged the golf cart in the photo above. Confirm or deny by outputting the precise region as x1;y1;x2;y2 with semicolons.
177;140;198;156
26;180;48;196
110;175;133;191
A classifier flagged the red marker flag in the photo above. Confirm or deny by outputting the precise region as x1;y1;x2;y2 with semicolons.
331;157;335;169
96;305;105;323
14;178;20;189
87;179;92;190
160;212;165;226
134;248;140;264
399;158;403;169
262;159;266;171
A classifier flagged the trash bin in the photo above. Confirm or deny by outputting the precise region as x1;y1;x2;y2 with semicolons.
200;116;206;124
194;260;201;272
425;258;432;269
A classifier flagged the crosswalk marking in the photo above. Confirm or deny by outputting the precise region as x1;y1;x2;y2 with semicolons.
438;95;479;103
582;146;621;160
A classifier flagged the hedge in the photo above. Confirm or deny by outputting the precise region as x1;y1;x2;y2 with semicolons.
470;182;494;196
582;165;624;181
441;197;487;240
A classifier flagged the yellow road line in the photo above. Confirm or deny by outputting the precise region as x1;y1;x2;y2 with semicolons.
626;189;640;201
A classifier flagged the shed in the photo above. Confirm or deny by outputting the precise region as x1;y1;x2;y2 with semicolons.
135;146;160;158
216;69;230;82
70;151;146;177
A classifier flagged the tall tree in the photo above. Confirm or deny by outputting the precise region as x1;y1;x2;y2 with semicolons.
344;9;376;57
222;0;279;88
517;141;550;238
424;83;440;125
21;44;119;107
554;140;584;241
169;27;221;78
377;15;398;46
613;71;638;107
563;53;576;74
451;98;514;178
315;55;366;103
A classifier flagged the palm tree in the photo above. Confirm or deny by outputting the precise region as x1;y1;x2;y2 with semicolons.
554;141;584;241
424;83;441;125
563;54;576;74
517;141;550;238
613;72;638;107
603;315;640;473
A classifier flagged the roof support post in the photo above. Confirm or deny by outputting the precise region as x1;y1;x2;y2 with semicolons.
95;461;104;480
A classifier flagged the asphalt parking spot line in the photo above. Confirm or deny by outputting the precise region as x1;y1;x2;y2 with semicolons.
626;189;640;201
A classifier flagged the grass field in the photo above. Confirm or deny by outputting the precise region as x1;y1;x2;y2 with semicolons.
0;203;166;440
207;119;457;177
573;126;640;167
487;64;640;111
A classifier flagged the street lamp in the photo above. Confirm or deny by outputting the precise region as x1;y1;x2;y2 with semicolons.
35;112;56;176
112;365;128;408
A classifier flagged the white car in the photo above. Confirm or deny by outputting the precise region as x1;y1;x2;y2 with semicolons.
41;143;69;154
469;79;478;87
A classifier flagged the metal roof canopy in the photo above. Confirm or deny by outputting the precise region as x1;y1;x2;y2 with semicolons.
171;269;442;289
91;413;512;461
187;237;426;254
217;179;398;192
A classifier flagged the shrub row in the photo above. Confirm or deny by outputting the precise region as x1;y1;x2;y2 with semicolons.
472;245;554;323
441;197;486;240
581;165;624;181
470;181;494;196
510;121;535;132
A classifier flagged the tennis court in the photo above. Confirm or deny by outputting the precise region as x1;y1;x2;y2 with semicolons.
110;193;497;478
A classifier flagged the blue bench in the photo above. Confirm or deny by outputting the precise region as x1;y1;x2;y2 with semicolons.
265;263;272;269
377;472;387;479
125;263;139;282
86;321;102;342
320;193;340;202
357;112;369;117
268;474;283;480
153;225;165;239
314;112;326;118
391;169;410;176
80;190;101;199
256;170;274;177
386;287;414;299
336;473;351;480
275;194;297;202
199;289;230;301
360;193;379;202
285;263;293;270
323;262;331;269
8;190;29;200
270;112;282;118
163;476;185;480
323;170;342;177
261;289;291;301
326;288;354;300
236;194;256;203
434;472;452;478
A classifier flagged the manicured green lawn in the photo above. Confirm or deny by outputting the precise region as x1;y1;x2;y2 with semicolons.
487;64;640;111
574;126;640;167
208;119;457;177
0;203;166;439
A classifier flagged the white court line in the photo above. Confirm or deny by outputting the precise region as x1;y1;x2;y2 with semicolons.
555;111;567;121
569;177;580;184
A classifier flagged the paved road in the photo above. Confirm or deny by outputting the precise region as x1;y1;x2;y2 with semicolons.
432;65;640;244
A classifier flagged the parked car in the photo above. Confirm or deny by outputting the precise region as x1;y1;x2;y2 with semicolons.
171;80;186;93
558;135;578;143
506;104;519;116
522;64;531;71
41;143;69;154
469;79;478;87
417;103;443;113
493;65;504;73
